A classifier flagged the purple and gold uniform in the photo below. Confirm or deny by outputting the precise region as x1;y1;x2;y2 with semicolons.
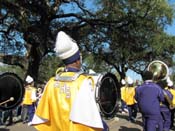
120;84;128;112
32;68;103;131
32;31;105;131
124;86;136;105
167;86;175;129
23;86;36;105
160;87;173;131
22;82;36;123
124;85;137;121
135;80;164;131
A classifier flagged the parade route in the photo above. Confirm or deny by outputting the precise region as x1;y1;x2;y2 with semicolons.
0;112;144;131
106;112;143;131
0;112;174;131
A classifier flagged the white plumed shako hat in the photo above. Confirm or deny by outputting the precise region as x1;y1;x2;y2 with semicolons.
54;31;80;64
127;76;133;85
168;80;173;87
25;75;34;83
121;79;126;85
167;77;173;87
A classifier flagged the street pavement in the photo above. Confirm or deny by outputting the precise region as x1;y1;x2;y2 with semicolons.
0;111;143;131
106;112;143;131
0;111;174;131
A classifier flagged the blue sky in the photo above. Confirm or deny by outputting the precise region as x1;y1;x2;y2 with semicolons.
166;20;175;36
60;0;175;82
166;0;175;36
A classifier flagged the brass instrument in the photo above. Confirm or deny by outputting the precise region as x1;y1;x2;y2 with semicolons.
163;90;175;109
147;60;175;109
147;60;169;81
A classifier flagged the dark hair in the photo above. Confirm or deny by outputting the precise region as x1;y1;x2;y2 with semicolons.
142;71;153;81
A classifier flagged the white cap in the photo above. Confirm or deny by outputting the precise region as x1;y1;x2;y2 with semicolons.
121;79;126;85
54;31;79;60
127;76;133;84
168;80;173;87
26;75;33;83
167;76;171;83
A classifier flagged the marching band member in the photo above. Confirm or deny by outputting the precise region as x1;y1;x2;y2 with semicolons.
21;75;37;126
31;31;105;131
120;79;128;114
166;78;175;129
124;77;137;122
135;71;165;131
157;80;173;131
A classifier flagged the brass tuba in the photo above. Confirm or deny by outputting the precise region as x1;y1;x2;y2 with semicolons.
147;60;175;109
147;60;169;81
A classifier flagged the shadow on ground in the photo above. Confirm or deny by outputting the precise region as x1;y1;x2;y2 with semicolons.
0;126;10;131
116;113;143;127
118;126;141;131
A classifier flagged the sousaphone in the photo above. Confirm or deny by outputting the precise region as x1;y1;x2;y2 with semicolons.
147;60;169;81
147;60;175;109
0;72;24;110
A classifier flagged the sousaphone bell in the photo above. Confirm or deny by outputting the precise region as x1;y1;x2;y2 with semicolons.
147;60;175;109
0;72;24;110
147;60;169;81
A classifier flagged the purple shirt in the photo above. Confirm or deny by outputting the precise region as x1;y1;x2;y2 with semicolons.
135;80;164;118
160;89;173;111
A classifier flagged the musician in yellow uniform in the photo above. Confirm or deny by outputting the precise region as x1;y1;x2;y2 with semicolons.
124;76;137;122
120;79;128;113
31;31;104;131
166;78;175;129
21;75;37;126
